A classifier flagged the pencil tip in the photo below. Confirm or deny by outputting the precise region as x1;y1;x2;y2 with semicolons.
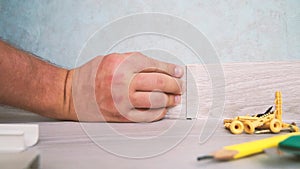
197;155;214;161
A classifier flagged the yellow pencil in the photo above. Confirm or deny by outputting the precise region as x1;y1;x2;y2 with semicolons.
197;132;300;161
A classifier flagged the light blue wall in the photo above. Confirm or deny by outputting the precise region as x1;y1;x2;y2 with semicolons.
0;0;299;68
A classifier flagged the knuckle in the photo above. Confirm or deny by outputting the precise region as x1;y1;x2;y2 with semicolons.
130;94;139;106
133;74;143;87
166;63;173;73
155;76;166;90
102;53;122;67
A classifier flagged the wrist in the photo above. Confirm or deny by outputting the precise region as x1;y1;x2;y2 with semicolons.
62;69;77;120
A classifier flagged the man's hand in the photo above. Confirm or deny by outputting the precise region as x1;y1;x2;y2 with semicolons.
0;40;183;122
68;52;184;122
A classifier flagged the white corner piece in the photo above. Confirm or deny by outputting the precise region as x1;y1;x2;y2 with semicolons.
0;124;39;152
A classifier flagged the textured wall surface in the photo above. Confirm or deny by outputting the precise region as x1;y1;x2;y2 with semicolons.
0;0;299;68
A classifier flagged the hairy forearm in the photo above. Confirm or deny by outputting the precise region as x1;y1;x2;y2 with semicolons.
0;40;183;122
0;40;74;120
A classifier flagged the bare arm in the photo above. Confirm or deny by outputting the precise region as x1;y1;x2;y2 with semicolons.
0;40;183;122
0;40;74;120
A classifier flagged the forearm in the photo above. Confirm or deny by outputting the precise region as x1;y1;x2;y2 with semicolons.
0;40;74;120
0;41;183;122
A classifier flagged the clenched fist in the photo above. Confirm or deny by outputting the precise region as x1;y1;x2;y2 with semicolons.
69;52;184;122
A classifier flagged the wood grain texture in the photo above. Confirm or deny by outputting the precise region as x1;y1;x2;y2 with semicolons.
1;61;299;122
167;61;300;121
